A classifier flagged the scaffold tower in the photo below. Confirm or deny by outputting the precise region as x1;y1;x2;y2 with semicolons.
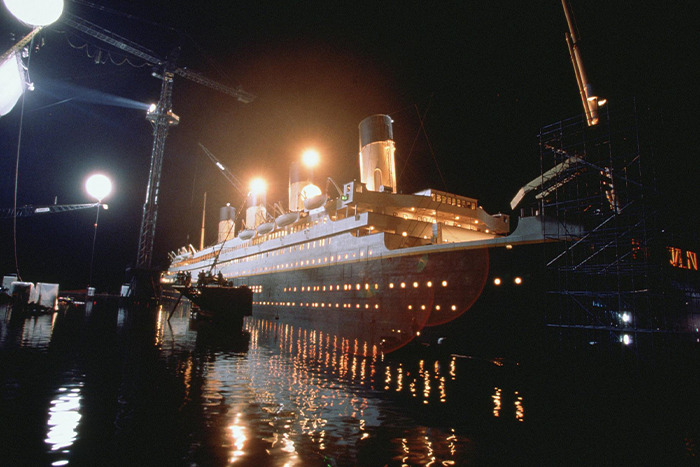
535;102;698;359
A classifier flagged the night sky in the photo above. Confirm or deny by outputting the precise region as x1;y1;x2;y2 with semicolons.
1;1;698;291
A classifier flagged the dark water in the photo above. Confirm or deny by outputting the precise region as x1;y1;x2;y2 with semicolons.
1;300;698;466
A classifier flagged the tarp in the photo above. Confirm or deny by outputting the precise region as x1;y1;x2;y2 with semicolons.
30;283;59;309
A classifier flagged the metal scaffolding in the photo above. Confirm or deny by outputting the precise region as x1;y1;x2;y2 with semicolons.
535;102;699;358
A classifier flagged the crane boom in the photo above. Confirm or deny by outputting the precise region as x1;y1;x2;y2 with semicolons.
63;14;256;103
198;143;246;196
63;14;164;66
561;0;605;126
176;69;255;103
0;203;102;219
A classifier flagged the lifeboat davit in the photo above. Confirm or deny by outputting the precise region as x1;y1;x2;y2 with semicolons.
256;222;274;235
275;212;299;227
238;229;255;240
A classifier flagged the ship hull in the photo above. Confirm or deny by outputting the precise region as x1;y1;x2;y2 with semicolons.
231;246;490;354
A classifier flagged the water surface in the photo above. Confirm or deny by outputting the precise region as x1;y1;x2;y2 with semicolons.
1;300;697;465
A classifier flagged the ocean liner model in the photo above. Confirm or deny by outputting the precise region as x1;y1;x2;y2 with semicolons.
163;115;555;353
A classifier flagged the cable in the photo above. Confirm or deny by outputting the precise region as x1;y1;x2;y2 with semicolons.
11;37;37;282
416;99;448;190
64;32;150;68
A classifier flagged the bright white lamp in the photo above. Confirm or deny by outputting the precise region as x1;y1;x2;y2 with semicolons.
85;173;111;289
0;52;25;116
249;177;267;194
302;149;320;168
3;0;64;27
300;183;322;200
1;0;64;116
86;173;112;202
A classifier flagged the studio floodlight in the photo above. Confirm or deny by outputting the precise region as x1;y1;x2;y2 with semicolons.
3;0;64;27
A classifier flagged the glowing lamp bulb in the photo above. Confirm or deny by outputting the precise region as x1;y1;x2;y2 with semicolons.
300;183;321;200
249;178;267;194
0;52;24;116
3;0;64;26
85;174;112;202
302;149;320;168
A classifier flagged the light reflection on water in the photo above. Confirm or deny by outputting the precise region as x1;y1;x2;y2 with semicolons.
45;383;83;466
1;300;698;465
175;313;524;465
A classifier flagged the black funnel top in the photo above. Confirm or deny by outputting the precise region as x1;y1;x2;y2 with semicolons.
359;114;393;149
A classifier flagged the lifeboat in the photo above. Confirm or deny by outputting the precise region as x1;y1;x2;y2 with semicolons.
303;194;325;211
275;212;299;227
238;229;255;240
256;222;274;235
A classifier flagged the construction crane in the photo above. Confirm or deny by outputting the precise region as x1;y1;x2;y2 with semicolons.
61;13;255;270
0;203;103;219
